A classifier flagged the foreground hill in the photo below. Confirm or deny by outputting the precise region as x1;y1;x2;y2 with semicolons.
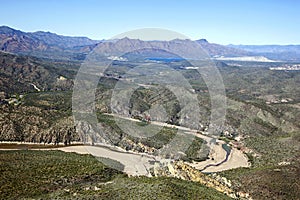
0;150;232;200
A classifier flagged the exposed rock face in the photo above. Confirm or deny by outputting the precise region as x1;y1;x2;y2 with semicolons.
151;160;236;198
0;104;79;144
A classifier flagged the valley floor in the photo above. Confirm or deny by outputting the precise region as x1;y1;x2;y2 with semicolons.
0;137;249;176
0;112;250;176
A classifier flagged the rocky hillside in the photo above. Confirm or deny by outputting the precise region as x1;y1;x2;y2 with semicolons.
0;26;99;60
0;26;48;52
0;103;79;143
152;160;236;197
0;26;98;51
0;51;80;144
0;51;78;94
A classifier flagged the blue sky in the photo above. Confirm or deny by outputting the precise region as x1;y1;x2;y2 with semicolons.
1;0;299;44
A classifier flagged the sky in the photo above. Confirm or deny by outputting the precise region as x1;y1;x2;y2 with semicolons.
1;0;300;45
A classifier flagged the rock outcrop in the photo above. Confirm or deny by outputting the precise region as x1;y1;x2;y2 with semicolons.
0;104;79;144
151;160;236;198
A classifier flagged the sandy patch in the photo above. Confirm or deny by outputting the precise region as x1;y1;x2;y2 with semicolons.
58;145;157;176
190;147;250;173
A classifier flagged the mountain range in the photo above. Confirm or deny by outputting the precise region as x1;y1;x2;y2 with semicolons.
228;44;300;61
1;26;299;61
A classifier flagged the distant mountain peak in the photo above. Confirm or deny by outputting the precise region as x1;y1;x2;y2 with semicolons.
32;30;57;35
197;39;209;43
116;37;143;43
0;26;21;34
